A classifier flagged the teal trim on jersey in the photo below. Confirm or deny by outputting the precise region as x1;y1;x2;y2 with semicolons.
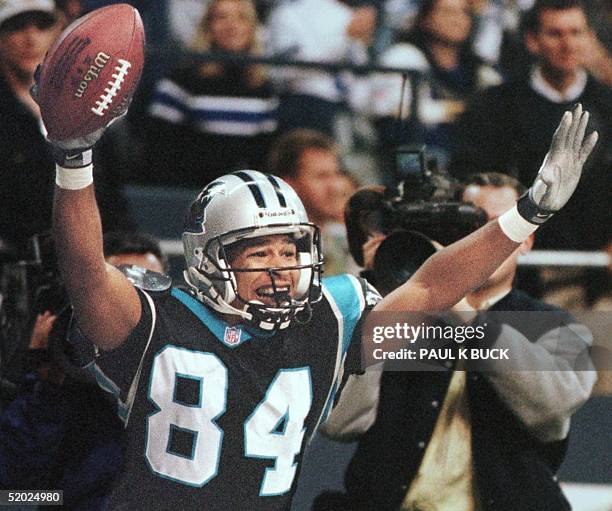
243;367;313;497
145;346;227;488
173;373;203;408
318;275;365;426
166;424;199;461
271;410;290;435
171;287;252;347
322;275;363;356
87;363;130;422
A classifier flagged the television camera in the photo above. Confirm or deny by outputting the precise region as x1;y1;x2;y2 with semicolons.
0;234;68;396
345;145;487;294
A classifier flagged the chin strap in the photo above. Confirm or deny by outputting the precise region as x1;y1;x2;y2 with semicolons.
294;301;313;325
183;268;288;330
183;268;304;331
183;248;324;332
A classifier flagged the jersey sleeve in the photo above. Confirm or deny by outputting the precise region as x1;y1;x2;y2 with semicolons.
347;278;382;372
322;274;382;370
71;288;157;423
317;275;382;430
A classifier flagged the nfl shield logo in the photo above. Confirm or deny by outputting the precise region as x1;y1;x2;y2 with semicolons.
224;326;242;346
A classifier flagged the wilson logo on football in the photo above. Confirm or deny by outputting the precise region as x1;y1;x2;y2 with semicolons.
74;52;111;98
91;58;132;117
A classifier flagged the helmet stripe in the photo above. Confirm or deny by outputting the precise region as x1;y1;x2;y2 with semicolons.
233;171;266;208
266;175;288;208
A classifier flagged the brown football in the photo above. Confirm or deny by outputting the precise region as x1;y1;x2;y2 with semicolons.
37;4;145;141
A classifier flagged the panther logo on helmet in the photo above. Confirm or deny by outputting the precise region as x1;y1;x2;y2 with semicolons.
182;170;323;331
187;180;228;229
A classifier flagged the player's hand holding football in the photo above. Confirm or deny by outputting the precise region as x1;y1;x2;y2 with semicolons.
31;65;114;170
498;104;598;242
30;4;144;185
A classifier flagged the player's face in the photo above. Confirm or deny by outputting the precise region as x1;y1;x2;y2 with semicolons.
0;12;59;79
209;0;254;53
229;235;300;307
422;0;471;46
288;148;345;224
529;8;590;75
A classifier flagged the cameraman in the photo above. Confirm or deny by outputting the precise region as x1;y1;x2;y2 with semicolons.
0;231;166;510
318;173;597;511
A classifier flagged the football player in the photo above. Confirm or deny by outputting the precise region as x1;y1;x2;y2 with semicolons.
49;105;596;510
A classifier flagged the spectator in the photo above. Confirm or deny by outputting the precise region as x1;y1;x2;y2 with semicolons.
318;172;597;511
268;129;360;275
367;0;501;180
496;0;612;85
103;231;167;273
266;0;376;136
166;0;209;48
141;0;279;187
0;0;132;256
377;0;515;66
0;0;62;254
451;0;611;251
0;231;167;510
55;0;83;22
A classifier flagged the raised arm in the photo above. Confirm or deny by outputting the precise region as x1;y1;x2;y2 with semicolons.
53;151;141;350
375;104;599;313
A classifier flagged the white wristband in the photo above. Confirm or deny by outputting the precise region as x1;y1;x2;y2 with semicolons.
498;205;539;243
55;163;94;190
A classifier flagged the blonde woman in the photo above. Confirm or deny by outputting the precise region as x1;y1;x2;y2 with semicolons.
142;0;279;187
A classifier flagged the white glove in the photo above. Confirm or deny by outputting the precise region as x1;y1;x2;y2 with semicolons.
518;103;599;224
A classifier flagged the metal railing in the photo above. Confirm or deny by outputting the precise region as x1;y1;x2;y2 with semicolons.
142;52;609;270
158;239;610;268
147;47;423;76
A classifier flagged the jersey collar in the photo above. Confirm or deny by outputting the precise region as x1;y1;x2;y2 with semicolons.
171;288;256;348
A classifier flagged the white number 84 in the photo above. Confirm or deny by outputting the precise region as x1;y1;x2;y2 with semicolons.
146;346;313;496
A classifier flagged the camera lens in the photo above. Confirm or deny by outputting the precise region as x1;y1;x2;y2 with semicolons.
373;230;437;295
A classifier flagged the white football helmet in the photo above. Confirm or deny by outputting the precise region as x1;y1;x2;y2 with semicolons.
183;170;323;330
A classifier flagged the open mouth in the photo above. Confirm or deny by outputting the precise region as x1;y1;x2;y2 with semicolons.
255;285;292;305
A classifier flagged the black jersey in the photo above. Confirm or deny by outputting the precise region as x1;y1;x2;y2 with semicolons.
88;274;379;510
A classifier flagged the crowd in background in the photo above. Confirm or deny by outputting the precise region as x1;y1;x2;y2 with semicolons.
0;0;609;299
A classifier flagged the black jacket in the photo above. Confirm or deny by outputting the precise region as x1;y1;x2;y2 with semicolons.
0;74;54;253
0;74;132;256
342;290;575;511
450;74;612;250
